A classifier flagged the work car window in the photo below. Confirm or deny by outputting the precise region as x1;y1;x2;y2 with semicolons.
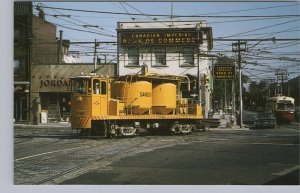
72;79;91;95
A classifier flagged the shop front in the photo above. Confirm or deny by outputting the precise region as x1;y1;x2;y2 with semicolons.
30;63;116;124
14;82;30;122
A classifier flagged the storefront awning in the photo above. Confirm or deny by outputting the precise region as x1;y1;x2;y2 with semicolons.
14;81;30;85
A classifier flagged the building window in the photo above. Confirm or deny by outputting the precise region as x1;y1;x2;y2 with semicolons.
139;47;151;64
14;59;20;76
154;47;166;66
14;29;21;45
180;46;195;66
127;47;139;66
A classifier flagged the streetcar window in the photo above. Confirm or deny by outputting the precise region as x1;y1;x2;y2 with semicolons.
93;79;100;95
72;79;91;95
277;103;285;110
101;81;107;95
286;104;294;111
277;103;294;111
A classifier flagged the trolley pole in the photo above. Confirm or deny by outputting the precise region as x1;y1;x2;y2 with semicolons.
232;41;247;128
93;39;97;72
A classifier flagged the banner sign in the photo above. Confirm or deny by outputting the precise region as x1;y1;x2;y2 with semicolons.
119;29;199;45
213;65;236;80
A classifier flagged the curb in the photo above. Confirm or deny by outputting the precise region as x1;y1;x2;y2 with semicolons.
14;122;71;129
209;126;249;131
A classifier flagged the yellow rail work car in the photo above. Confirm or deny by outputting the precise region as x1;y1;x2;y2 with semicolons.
70;71;203;137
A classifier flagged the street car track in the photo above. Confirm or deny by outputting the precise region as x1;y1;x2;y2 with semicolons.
14;136;151;184
31;137;151;184
14;138;119;169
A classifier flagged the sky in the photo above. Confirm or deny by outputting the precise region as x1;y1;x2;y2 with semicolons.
31;1;300;82
1;1;299;193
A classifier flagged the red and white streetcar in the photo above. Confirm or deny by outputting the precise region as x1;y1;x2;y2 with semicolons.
265;94;295;123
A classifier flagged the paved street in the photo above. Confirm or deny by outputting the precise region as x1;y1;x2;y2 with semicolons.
14;122;299;185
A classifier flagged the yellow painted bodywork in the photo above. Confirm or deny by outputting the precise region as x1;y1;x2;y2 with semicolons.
152;83;176;114
70;95;92;129
109;99;125;116
115;81;152;115
70;75;203;130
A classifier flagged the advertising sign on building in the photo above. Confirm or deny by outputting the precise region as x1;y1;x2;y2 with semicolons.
213;65;236;80
119;29;200;45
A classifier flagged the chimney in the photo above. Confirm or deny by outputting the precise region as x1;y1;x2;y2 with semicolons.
38;10;45;20
36;3;45;20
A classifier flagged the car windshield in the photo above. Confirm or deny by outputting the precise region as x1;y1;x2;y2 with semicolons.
243;113;257;120
257;113;274;119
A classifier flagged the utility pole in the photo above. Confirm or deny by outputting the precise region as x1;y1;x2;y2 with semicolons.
232;41;247;128
275;69;287;95
197;50;201;105
232;78;235;117
58;30;63;64
196;25;202;106
224;80;227;112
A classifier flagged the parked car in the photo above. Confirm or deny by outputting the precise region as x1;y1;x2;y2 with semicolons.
254;113;277;129
241;111;258;128
256;107;263;112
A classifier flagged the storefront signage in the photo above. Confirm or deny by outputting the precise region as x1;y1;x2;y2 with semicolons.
213;65;236;80
119;30;199;45
40;79;71;88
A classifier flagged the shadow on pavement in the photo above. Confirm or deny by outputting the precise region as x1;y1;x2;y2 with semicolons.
264;168;300;185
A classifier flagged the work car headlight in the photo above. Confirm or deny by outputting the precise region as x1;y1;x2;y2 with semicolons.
76;97;82;102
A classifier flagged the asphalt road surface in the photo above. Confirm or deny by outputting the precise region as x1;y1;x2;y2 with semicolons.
14;122;299;185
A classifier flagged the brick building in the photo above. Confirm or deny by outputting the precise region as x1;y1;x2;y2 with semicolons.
14;2;32;122
14;2;59;123
14;2;116;124
31;15;58;64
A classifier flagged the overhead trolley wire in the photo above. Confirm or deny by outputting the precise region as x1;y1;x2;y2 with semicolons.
228;27;300;38
37;4;116;36
218;18;300;38
122;2;171;28
193;3;299;16
42;5;300;18
207;15;299;25
262;42;300;50
119;2;137;25
53;23;117;38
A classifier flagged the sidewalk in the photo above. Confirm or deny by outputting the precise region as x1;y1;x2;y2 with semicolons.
209;125;249;131
14;122;71;129
209;112;249;131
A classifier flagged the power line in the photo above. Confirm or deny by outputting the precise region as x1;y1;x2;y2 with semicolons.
119;2;137;24
262;42;300;50
194;3;299;16
42;5;300;18
53;23;117;38
218;18;300;38
220;26;300;38
208;15;298;25
43;7;116;36
122;2;170;28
